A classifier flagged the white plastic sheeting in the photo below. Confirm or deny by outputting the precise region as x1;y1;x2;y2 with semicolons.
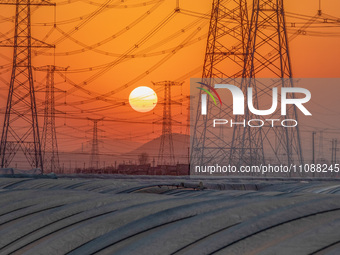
0;176;339;254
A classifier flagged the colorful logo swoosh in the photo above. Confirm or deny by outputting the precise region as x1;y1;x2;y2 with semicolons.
196;82;222;106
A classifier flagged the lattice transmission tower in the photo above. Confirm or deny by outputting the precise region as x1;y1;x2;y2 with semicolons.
191;0;303;170
191;0;250;167
0;0;55;171
229;0;303;167
154;81;182;166
35;65;67;173
88;118;103;169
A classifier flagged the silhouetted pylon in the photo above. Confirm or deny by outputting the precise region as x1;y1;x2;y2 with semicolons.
153;81;182;166
191;0;303;171
35;65;67;173
191;0;250;167
0;0;55;171
88;118;103;169
230;0;303;167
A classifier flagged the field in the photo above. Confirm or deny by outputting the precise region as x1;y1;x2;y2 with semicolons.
0;175;339;254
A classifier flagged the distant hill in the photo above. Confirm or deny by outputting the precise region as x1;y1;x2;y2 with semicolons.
54;134;189;172
58;138;143;171
72;138;143;155
121;133;190;164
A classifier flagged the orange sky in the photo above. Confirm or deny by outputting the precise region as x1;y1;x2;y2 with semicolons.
1;0;340;155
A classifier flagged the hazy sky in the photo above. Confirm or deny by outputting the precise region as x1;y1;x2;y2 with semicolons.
0;0;340;155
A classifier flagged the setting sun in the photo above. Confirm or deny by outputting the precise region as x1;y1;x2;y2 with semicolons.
129;86;158;113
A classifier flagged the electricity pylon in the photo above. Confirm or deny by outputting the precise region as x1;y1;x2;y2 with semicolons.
35;65;67;173
154;81;182;166
0;0;55;171
230;0;303;167
191;0;250;167
88;118;103;169
191;0;303;171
